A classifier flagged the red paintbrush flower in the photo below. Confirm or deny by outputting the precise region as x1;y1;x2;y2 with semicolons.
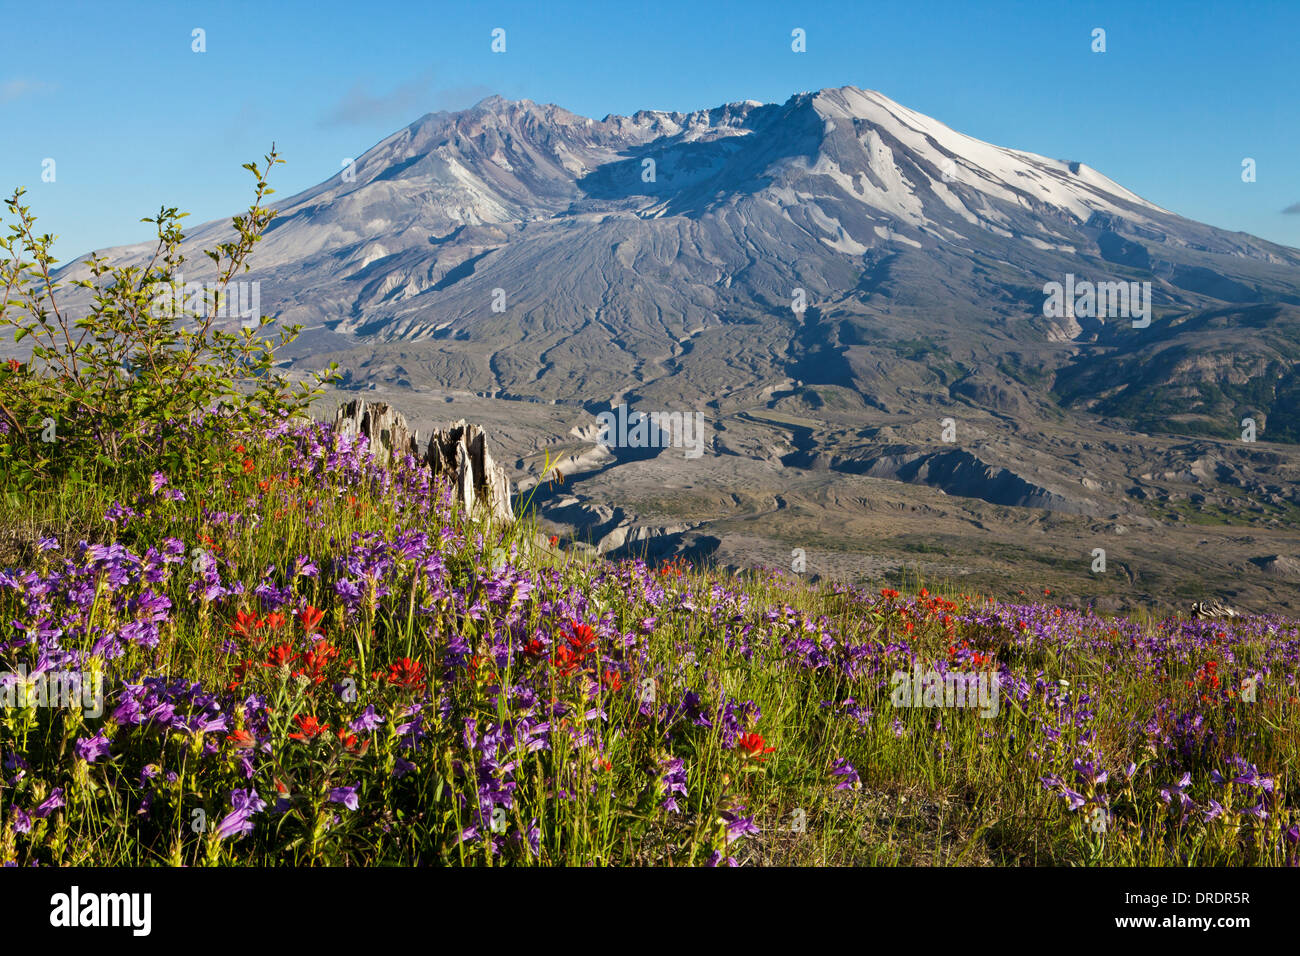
226;658;255;692
602;670;624;692
552;644;581;677
228;609;263;640
288;714;328;740
336;728;369;754
226;729;256;750
263;611;286;630
295;641;340;686
736;733;775;761
387;657;426;688
566;621;597;654
296;605;325;634
264;643;298;669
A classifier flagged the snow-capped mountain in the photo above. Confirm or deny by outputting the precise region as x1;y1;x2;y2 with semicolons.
61;87;1300;438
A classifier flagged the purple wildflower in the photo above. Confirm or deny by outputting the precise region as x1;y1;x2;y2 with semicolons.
657;756;688;813
328;785;360;811
74;731;111;764
350;705;384;732
214;788;266;841
831;757;861;791
33;788;64;818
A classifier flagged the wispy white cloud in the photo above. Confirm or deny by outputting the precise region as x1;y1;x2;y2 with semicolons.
318;70;495;127
1;78;55;103
428;84;497;112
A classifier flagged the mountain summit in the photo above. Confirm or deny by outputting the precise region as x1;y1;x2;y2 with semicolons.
65;87;1300;436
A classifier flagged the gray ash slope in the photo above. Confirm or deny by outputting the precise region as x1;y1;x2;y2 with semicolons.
61;86;1300;441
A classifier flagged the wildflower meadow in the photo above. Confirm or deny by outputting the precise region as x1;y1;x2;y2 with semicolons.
1;412;1297;866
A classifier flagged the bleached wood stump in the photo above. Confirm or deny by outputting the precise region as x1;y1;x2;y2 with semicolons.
332;400;514;524
333;399;420;462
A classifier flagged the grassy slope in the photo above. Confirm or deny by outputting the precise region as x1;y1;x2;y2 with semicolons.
1;416;1298;866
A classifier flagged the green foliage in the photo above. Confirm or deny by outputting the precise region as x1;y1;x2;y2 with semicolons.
0;146;337;492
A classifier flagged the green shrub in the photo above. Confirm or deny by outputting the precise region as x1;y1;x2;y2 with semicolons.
0;146;336;493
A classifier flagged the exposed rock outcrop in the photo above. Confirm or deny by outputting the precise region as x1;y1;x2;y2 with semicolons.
1251;554;1300;578
820;446;1099;515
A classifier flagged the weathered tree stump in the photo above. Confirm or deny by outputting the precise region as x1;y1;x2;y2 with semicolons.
332;400;514;524
425;420;515;525
333;399;419;463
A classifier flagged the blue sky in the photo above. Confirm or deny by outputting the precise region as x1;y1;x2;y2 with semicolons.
3;0;1297;259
